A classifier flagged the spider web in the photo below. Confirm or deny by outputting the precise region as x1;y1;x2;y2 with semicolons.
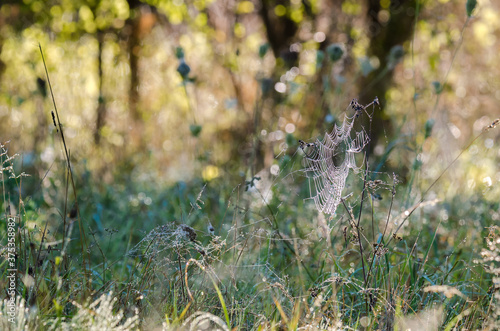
300;98;377;215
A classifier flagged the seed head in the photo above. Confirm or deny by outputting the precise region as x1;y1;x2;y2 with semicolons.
207;221;215;236
179;224;197;242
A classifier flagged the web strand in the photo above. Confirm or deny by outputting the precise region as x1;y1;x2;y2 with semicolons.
299;98;377;215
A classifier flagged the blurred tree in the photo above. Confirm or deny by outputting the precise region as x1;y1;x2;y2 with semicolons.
85;0;150;146
60;0;140;146
259;0;300;59
0;3;25;82
0;0;424;178
357;0;418;151
254;0;419;171
0;0;133;147
94;29;106;145
124;0;157;147
0;1;49;154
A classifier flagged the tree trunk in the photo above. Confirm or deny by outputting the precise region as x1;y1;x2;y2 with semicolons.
259;0;299;58
127;17;141;123
125;1;157;147
358;0;418;150
94;30;106;145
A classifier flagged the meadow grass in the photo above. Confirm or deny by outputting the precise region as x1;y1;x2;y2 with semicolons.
1;107;499;330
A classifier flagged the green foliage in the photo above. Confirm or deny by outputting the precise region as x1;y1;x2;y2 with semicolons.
175;46;185;60
424;118;435;139
326;43;344;62
466;0;477;17
259;43;269;59
177;61;191;80
1;124;499;329
432;80;442;94
189;124;202;137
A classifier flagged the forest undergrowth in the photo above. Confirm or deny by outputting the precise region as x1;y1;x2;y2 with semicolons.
1;89;499;330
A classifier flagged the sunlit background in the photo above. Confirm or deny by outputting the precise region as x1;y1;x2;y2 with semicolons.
0;0;498;185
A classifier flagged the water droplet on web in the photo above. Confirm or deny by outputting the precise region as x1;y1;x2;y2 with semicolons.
298;99;374;215
270;164;280;176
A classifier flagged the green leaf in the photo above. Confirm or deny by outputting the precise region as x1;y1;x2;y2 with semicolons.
424;118;435;139
259;78;273;96
175;47;184;59
258;43;269;58
466;0;477;17
177;61;191;79
189;124;202;137
326;43;344;62
431;81;442;94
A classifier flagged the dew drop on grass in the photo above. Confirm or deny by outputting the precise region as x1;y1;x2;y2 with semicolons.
270;164;280;176
360;316;370;327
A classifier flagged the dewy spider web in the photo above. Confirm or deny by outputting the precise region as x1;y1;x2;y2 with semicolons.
299;98;378;215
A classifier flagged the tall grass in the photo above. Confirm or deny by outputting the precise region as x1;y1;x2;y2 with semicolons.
1;104;498;330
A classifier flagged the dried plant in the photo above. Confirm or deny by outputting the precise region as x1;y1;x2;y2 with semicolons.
0;296;40;331
46;292;139;331
481;226;500;329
